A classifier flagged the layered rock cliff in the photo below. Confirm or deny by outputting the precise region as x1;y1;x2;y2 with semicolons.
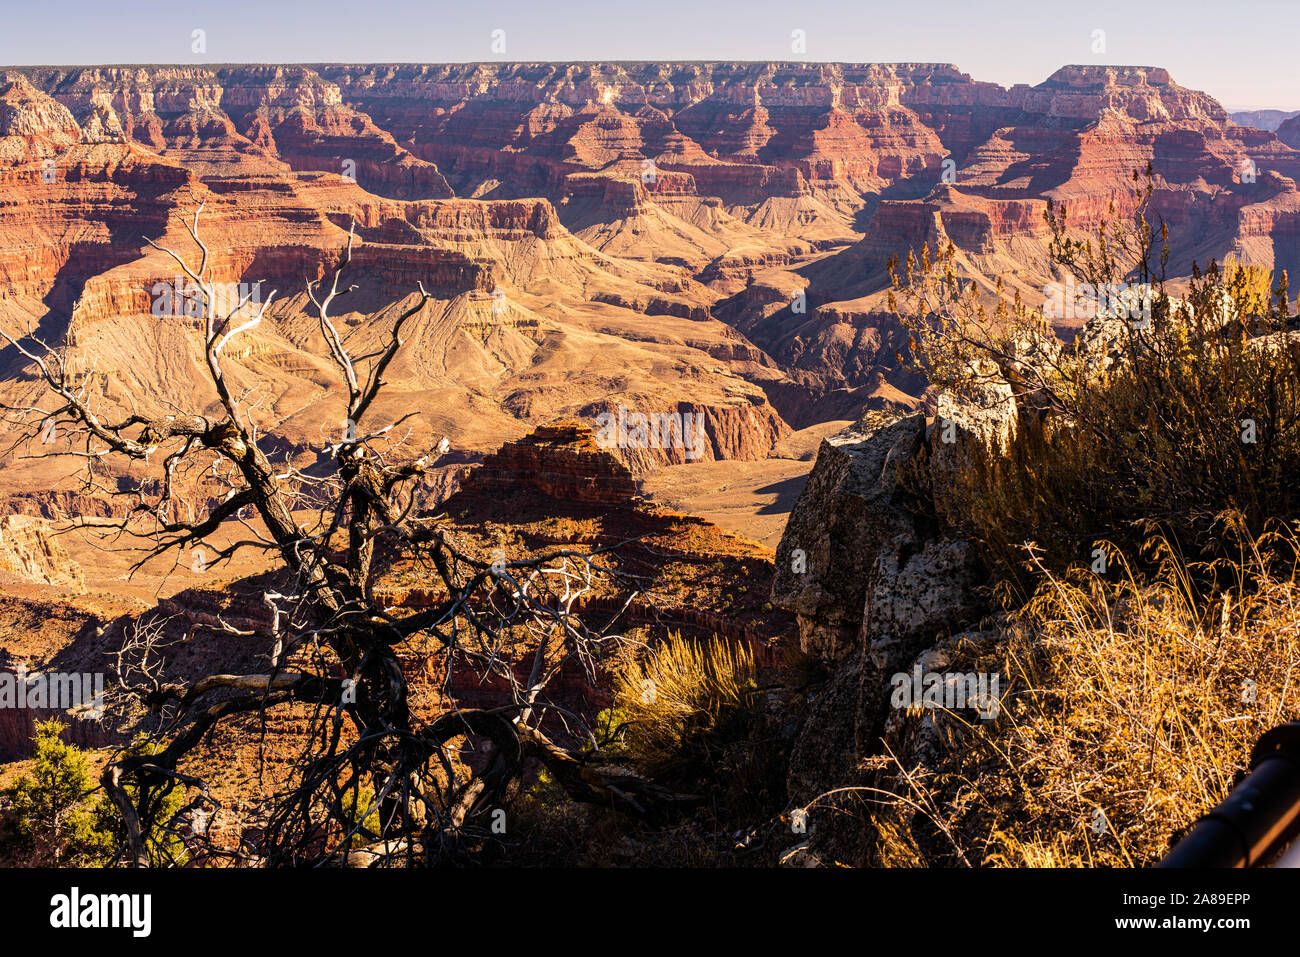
3;60;1298;515
0;516;85;591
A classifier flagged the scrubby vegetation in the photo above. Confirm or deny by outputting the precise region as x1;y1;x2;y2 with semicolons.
893;167;1300;591
608;631;759;776
0;721;188;867
843;166;1300;867
847;525;1300;866
508;633;792;865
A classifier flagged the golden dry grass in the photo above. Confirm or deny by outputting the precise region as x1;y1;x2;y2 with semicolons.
863;525;1300;866
610;632;758;775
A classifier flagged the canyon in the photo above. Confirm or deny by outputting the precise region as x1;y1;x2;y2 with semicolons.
2;62;1297;539
1;59;1298;867
0;58;1295;634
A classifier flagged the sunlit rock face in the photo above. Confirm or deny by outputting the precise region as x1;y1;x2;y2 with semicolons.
2;59;1297;520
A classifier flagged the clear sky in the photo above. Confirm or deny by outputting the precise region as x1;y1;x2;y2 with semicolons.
0;0;1291;111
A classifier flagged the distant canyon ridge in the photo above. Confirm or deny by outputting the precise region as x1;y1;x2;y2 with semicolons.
1;61;1298;525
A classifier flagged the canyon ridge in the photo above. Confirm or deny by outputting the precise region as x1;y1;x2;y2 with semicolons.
1;62;1296;553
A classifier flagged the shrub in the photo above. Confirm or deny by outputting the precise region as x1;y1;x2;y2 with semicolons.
1;719;114;866
892;167;1300;591
340;782;381;850
97;737;191;866
509;632;788;865
857;526;1300;866
609;632;759;778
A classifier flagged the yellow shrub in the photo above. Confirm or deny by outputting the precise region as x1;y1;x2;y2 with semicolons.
611;632;758;775
865;527;1300;866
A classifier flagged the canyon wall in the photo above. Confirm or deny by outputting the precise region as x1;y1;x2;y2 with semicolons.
0;516;85;591
3;61;1298;511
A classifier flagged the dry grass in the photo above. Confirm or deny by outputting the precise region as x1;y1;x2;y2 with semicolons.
610;632;758;776
505;631;789;866
861;525;1300;866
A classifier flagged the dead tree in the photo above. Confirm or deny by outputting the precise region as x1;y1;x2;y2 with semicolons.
0;205;686;866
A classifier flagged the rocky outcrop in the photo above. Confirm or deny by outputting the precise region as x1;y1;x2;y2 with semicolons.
771;365;1020;821
771;410;927;661
1278;114;1300;148
568;399;791;472
0;516;85;591
460;422;638;505
929;358;1018;508
774;361;1019;659
863;537;982;671
0;73;81;158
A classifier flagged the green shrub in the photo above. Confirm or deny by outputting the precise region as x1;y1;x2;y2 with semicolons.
91;736;190;866
1;719;113;866
340;782;381;849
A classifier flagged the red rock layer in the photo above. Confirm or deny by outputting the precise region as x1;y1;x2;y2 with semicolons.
4;60;1300;486
461;422;638;505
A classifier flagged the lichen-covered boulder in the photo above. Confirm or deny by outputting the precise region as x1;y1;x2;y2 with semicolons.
929;359;1018;503
771;410;926;661
864;537;984;673
1072;285;1214;374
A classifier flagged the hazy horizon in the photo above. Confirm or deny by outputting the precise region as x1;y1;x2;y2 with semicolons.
1;0;1294;112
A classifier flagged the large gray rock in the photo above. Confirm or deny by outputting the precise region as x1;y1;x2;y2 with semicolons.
864;537;984;673
783;537;985;804
1072;285;1214;374
774;398;1002;865
929;358;1017;504
771;410;926;661
880;630;1003;774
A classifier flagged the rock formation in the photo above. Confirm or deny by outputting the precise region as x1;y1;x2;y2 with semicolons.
769;292;1298;862
2;59;1298;522
0;515;85;591
459;421;637;505
771;364;1014;809
771;410;929;661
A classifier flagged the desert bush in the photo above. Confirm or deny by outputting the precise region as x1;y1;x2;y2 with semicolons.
855;525;1300;866
340;782;381;850
892;167;1300;591
609;631;759;778
508;632;790;865
1;719;113;866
